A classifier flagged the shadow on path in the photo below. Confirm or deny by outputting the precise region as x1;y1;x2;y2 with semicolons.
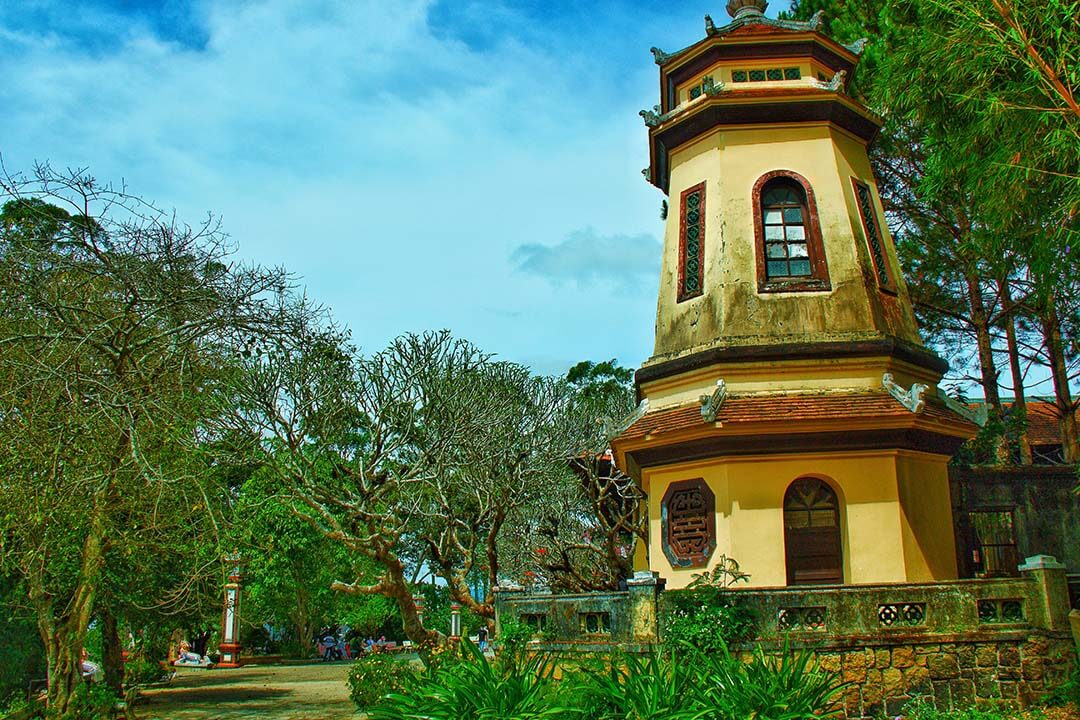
138;663;356;720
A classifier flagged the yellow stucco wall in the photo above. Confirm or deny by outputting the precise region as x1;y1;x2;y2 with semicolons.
642;450;959;590
650;122;923;363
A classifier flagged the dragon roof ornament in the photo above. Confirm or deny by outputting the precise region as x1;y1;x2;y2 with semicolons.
883;373;928;414
640;77;728;128
602;399;650;442
700;380;728;422
940;393;989;427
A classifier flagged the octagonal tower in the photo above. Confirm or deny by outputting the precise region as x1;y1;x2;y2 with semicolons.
612;2;981;590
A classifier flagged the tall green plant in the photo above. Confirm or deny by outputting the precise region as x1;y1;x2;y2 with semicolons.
691;643;846;720
562;649;701;720
367;639;562;720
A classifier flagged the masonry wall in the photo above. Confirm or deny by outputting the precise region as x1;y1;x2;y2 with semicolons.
493;563;1077;718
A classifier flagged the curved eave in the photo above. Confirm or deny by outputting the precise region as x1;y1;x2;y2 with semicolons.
646;90;882;193
611;397;978;473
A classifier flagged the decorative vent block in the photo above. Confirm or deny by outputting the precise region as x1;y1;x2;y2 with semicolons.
878;603;926;627
977;599;1024;624
778;606;827;632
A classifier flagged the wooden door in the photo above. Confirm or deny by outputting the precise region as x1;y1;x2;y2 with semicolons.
783;478;842;585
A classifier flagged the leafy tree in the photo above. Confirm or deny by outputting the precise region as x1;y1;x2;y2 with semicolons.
0;164;304;716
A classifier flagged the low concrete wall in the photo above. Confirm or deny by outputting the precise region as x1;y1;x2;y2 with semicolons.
494;558;1076;718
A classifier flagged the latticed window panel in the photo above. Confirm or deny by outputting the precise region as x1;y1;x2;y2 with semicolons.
978;598;1024;624
762;182;812;279
878;603;927;627
661;478;716;567
777;606;827;632
731;67;800;82
851;178;895;293
678;183;706;302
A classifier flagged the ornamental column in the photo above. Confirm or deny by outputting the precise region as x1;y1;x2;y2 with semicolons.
218;553;245;668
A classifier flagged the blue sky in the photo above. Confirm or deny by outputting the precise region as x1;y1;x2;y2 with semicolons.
0;0;768;376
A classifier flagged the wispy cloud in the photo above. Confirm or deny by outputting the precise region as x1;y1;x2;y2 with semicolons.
0;0;683;373
512;228;660;290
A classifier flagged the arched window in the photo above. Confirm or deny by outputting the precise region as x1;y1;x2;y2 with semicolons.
783;477;842;585
752;171;829;293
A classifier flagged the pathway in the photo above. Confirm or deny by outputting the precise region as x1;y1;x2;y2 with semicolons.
136;662;358;720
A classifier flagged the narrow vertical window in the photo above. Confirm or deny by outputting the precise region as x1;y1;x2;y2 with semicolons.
851;178;896;294
678;182;706;302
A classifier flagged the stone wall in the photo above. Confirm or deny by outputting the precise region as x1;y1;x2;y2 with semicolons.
493;558;1076;717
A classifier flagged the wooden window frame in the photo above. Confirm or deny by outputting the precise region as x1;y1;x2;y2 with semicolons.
850;177;897;295
677;182;706;302
753;170;830;293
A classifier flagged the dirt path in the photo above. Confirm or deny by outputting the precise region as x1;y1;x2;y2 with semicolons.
136;662;359;720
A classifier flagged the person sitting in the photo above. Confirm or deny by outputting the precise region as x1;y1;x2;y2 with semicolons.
173;640;212;667
80;649;101;683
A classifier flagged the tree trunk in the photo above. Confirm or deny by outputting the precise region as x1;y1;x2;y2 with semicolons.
1040;301;1079;463
999;279;1032;464
42;504;109;716
383;556;440;646
964;272;1002;409
101;610;124;695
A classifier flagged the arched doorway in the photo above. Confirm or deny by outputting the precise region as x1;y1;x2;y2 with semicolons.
783;477;843;585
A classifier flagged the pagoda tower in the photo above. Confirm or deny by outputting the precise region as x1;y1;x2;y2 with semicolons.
611;1;980;590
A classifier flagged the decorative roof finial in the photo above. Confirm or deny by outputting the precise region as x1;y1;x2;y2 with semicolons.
726;0;768;18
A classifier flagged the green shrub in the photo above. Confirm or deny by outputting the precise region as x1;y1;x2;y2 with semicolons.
692;643;846;720
347;652;418;709
559;643;844;720
660;586;758;653
367;638;560;720
900;697;1027;719
65;682;120;720
1043;655;1080;707
123;655;165;687
562;649;700;720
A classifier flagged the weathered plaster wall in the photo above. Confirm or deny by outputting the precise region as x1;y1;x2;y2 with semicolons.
642;450;957;590
951;466;1080;577
651;123;922;363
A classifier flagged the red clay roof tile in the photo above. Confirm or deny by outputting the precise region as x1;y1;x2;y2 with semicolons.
618;392;974;441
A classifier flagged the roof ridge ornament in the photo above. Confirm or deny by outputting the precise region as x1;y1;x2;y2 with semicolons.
700;379;728;422
940;392;989;427
882;373;927;414
845;37;868;55
808;9;825;29
811;69;847;92
726;0;768;18
705;14;717;35
602;398;650;441
650;47;672;65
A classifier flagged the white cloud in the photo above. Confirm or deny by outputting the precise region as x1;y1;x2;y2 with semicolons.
0;0;668;372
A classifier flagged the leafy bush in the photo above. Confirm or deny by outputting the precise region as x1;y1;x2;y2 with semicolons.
367;638;560;720
123;654;165;687
660;556;757;654
347;652;418;709
562;643;842;720
900;697;1024;719
66;682;121;720
660;587;757;653
1044;655;1080;707
563;649;700;720
693;643;846;720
